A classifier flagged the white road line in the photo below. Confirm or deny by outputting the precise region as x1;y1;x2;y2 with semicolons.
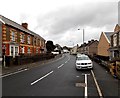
31;70;53;86
1;68;28;78
65;61;68;63
91;70;103;98
84;74;88;98
58;64;64;69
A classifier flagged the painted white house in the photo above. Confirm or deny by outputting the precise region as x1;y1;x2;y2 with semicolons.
70;46;78;55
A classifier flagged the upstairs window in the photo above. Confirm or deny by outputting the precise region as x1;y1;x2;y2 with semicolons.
27;35;31;44
36;48;39;53
27;47;31;54
113;34;117;47
11;31;15;41
21;34;25;43
40;40;41;46
34;38;36;46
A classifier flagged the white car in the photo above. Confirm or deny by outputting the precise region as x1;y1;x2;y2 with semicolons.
75;54;93;70
76;53;82;57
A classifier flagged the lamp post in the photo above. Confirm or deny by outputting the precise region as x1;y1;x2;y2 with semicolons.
78;28;85;54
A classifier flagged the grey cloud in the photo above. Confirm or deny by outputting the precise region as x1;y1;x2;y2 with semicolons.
34;2;117;46
35;2;117;36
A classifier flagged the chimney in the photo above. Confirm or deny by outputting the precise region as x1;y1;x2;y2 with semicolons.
22;23;28;29
88;41;91;43
91;39;94;42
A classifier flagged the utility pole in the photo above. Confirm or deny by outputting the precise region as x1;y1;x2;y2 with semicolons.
78;28;85;54
83;29;85;54
0;21;2;66
0;18;2;98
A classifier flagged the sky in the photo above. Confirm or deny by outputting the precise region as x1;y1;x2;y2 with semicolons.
0;0;119;47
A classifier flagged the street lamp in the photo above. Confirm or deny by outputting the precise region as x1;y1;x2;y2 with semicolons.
78;28;84;45
78;28;85;54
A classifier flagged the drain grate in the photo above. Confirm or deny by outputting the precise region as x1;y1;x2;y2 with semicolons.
75;83;86;87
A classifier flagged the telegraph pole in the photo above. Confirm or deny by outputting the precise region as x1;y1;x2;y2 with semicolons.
78;28;85;54
0;19;2;98
0;21;2;66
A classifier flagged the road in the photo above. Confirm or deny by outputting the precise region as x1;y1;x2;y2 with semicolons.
2;53;120;97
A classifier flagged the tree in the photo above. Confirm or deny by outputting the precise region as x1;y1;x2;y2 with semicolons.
46;41;56;53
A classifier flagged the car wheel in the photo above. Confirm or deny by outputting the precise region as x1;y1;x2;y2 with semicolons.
76;68;79;71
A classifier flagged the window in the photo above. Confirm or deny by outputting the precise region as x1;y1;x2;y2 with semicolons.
11;31;15;41
40;40;41;46
27;35;31;44
10;45;19;57
34;38;36;46
36;38;38;46
119;32;120;45
36;48;39;53
114;50;119;58
28;47;31;53
21;34;25;43
11;46;14;56
113;34;117;47
21;46;24;54
15;47;18;56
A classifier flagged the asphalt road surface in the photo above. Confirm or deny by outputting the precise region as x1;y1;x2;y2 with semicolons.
2;53;120;97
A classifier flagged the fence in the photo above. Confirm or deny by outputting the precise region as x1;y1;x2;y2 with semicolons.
91;55;110;70
2;53;56;67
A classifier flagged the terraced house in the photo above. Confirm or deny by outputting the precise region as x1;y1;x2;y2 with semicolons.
109;24;120;60
0;15;46;58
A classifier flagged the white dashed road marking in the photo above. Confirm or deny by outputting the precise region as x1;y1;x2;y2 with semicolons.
31;70;53;86
58;64;64;69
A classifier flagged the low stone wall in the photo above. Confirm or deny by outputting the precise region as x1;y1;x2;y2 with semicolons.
2;53;57;67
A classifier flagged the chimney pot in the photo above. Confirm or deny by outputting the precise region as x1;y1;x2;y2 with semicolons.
22;23;28;29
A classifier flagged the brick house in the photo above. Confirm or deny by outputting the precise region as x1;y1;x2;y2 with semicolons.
98;32;113;57
85;40;98;57
109;24;120;60
78;43;87;54
78;39;98;57
0;15;46;58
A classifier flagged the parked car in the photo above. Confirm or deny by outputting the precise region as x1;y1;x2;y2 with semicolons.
75;54;93;70
76;53;82;57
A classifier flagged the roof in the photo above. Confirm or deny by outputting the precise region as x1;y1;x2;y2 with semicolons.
114;24;120;32
0;15;45;41
79;43;88;48
104;32;113;42
87;40;98;46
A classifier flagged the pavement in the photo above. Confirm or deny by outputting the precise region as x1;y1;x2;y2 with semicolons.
1;54;63;76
